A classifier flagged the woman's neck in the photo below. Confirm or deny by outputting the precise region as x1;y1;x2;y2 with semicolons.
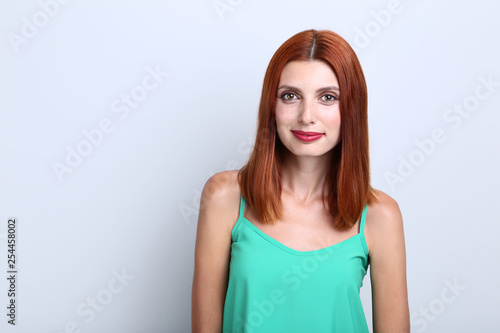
281;151;332;203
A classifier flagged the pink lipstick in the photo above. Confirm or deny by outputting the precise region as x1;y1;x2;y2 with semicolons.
291;130;324;142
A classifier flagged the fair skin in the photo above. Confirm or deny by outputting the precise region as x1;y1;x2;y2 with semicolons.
192;60;409;332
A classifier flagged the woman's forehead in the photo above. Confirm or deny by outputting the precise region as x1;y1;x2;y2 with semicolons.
278;60;339;90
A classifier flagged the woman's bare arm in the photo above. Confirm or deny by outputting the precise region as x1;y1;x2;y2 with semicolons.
191;171;239;333
366;191;410;333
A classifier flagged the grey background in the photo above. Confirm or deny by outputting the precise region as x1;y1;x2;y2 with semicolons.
0;0;499;332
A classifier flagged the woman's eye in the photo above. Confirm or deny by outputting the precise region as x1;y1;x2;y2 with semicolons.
321;94;337;102
282;93;297;101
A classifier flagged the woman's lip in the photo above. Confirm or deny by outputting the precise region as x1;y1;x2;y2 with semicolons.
291;130;323;135
291;130;324;142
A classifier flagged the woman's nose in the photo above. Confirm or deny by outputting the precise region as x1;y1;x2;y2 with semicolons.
298;99;316;124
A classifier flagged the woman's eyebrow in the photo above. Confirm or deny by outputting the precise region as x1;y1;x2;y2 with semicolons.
277;85;340;93
316;86;340;93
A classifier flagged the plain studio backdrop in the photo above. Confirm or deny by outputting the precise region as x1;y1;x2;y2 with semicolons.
0;0;499;332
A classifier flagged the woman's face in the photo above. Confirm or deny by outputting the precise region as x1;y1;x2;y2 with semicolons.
275;60;341;159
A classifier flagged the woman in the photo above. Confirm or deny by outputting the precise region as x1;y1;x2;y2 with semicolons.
192;29;409;332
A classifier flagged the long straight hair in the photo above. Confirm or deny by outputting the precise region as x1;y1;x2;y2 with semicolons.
238;29;377;231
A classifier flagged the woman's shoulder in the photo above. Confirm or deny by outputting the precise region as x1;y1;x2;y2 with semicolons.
202;170;240;201
368;188;402;223
199;170;241;234
365;188;405;251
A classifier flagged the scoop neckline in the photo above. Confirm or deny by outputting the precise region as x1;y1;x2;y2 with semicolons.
241;216;363;256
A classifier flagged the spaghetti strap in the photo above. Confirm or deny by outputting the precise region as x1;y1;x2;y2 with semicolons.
239;194;246;220
231;194;246;240
359;204;368;236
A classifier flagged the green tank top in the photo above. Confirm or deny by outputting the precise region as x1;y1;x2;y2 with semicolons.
222;194;370;333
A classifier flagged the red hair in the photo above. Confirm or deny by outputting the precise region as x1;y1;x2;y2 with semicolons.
238;29;377;231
